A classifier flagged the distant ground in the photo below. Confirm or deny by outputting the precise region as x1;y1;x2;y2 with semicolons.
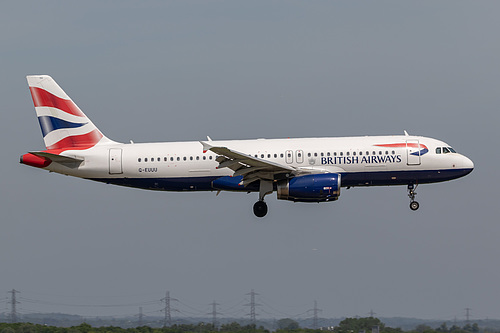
1;313;500;331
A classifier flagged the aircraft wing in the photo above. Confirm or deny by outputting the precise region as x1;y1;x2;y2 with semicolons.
200;141;295;186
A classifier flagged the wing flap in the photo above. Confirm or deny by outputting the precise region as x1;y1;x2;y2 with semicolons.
201;141;295;187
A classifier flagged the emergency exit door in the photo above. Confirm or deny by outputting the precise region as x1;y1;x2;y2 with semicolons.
406;140;421;165
109;148;123;174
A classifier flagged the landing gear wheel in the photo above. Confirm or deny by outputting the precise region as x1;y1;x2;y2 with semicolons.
253;201;268;218
410;201;420;211
407;184;420;211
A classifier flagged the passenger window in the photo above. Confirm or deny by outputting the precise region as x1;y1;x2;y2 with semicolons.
177;157;180;161
151;157;154;161
183;157;186;161
209;156;213;160
359;152;362;156
308;153;311;157
280;153;284;158
340;152;343;156
327;152;330;156
138;158;141;162
145;158;148;162
392;151;395;155
385;151;388;155
170;157;174;161
379;151;382;155
314;153;318;157
334;152;337;156
320;152;324;157
298;153;302;157
436;147;442;154
189;156;193;160
164;157;167;161
347;152;350;156
196;156;199;160
274;154;277;158
372;151;376;155
157;157;160;161
267;154;271;158
261;154;264;158
203;156;206;160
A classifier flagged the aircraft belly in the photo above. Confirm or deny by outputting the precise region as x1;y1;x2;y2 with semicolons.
88;176;219;191
341;168;473;187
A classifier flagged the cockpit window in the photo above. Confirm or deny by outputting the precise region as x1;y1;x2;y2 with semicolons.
448;147;456;153
436;147;442;154
443;147;451;154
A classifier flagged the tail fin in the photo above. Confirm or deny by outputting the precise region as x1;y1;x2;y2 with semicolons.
27;75;114;151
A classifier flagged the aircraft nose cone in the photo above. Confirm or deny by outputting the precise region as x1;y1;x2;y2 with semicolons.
462;155;474;172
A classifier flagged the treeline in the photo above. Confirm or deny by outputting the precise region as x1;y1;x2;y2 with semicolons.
0;318;495;333
0;322;321;333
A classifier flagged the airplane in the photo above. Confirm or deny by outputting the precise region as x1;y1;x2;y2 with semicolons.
20;75;474;217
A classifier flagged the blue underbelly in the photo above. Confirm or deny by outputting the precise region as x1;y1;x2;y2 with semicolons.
89;168;472;191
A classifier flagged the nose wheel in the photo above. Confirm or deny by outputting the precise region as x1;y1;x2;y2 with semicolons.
408;184;419;211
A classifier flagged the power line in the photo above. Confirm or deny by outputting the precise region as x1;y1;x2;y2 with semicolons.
138;307;144;327
209;301;221;329
161;291;178;327
465;308;471;324
9;289;20;323
308;300;322;329
245;289;261;325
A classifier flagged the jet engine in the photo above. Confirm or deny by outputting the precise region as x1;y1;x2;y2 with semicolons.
277;173;341;202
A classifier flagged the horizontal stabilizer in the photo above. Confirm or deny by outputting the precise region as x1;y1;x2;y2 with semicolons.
30;151;84;164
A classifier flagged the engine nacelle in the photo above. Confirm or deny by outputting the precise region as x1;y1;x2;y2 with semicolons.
277;173;341;202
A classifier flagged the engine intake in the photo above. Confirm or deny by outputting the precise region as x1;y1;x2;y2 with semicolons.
277;173;341;202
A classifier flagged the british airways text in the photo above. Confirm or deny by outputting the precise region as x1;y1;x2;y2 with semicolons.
321;155;402;165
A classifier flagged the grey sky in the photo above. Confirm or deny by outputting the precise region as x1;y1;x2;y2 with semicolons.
1;0;499;321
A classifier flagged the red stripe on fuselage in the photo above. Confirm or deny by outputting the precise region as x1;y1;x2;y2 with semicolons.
46;129;103;150
375;143;427;149
29;87;85;117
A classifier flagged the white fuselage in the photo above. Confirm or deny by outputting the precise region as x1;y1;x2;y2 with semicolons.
43;135;474;192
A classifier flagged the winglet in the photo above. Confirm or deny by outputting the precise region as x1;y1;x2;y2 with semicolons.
404;130;409;136
207;136;213;142
200;141;213;153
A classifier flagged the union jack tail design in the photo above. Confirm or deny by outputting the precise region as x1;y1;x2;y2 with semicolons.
27;75;113;151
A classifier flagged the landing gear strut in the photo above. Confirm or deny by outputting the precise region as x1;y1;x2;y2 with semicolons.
253;180;273;218
408;184;419;211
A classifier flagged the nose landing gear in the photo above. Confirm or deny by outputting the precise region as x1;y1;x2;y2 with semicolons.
408;184;419;211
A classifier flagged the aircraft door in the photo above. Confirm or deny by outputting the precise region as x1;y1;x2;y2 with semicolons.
285;150;293;164
109;148;123;174
406;140;421;165
296;150;304;164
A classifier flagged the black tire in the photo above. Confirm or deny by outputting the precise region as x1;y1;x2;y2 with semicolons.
410;201;420;211
253;201;268;218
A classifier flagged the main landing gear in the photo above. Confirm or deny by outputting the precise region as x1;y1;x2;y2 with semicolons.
408;184;419;211
253;180;273;218
253;201;268;218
